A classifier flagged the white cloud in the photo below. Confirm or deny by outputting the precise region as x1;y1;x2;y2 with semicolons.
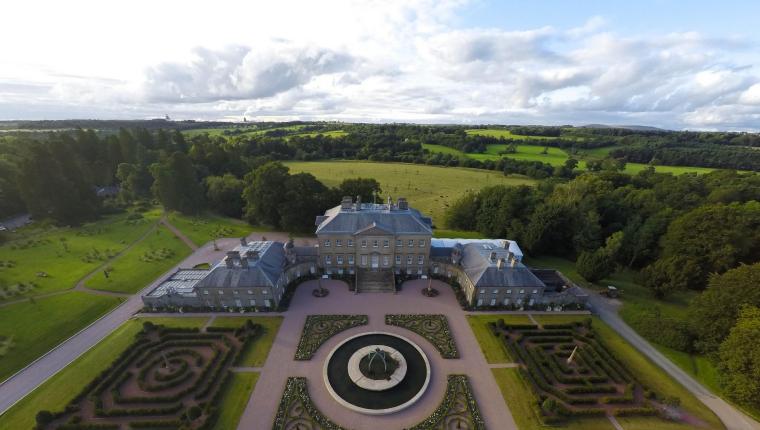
1;0;760;129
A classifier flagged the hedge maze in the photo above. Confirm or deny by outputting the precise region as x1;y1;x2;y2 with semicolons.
34;320;261;430
489;319;661;424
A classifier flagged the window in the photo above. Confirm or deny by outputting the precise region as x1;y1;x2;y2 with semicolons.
490;298;496;306
519;289;525;294
218;290;224;295
492;289;499;294
348;239;354;247
263;289;269;295
249;299;256;306
479;289;485;294
383;240;389;248
336;239;342;247
407;255;413;265
373;240;379;248
503;298;510;305
361;255;367;266
348;255;354;265
361;240;367;248
418;255;424;265
395;255;401;264
337;255;344;265
506;289;512;294
383;255;389;266
247;290;253;295
203;290;209;295
532;289;538;294
477;299;483;306
264;299;272;308
396;239;402;247
325;255;332;265
233;290;239;295
408;239;414;247
324;239;330;247
419;239;425;247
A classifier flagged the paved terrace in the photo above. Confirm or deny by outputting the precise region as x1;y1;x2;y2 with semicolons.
239;278;520;430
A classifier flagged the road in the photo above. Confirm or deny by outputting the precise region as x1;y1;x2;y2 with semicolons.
586;291;760;430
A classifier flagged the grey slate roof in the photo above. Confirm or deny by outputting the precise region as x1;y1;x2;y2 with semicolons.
316;204;433;235
459;242;545;289
196;241;285;289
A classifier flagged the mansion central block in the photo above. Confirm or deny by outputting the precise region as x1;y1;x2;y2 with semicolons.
142;197;586;310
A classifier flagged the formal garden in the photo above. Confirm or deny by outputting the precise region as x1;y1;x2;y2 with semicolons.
294;314;368;360
385;314;459;359
33;320;262;430
272;375;485;430
489;318;690;425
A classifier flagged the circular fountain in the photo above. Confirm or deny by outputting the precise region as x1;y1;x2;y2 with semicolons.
323;332;430;415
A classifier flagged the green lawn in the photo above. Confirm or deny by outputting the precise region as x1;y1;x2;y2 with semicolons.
284;161;537;225
85;226;193;294
0;316;208;430
433;229;487;239
465;129;560;140
289;130;347;139
532;315;724;429
168;212;259;246
492;367;615;430
466;314;532;363
211;316;283;367
0;291;122;383
183;124;306;138
211;372;259;430
0;210;162;300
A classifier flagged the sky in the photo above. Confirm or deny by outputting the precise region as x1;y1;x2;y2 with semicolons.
2;0;760;130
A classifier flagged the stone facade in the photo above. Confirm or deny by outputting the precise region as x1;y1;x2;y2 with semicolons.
315;197;432;275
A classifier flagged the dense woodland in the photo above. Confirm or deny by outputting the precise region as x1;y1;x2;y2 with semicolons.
0;122;759;409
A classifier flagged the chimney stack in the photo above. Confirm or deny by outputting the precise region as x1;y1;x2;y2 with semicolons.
356;195;362;211
490;251;497;262
240;257;249;268
511;256;517;268
397;197;408;210
387;195;393;209
341;196;353;210
497;258;506;270
225;256;234;268
240;237;248;247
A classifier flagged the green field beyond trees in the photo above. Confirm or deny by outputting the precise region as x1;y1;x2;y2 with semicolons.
285;161;537;225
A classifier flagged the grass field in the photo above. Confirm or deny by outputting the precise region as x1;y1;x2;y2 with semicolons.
425;139;719;175
85;225;193;294
0;316;208;429
433;229;487;239
466;314;531;363
168;212;259;246
0;291;122;383
211;316;283;366
284;161;537;225
289;130;347;139
465;129;560;140
0;210;162;300
211;372;259;430
183;124;306;138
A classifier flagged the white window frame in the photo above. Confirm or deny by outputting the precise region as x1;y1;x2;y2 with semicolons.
325;255;332;265
519;289;525;294
336;239;342;247
395;255;401;264
383;255;390;266
324;239;330;247
419;240;425;247
361;255;368;266
418;255;424;265
361;240;367;248
373;240;379;248
249;299;256;306
396;239;402;247
348;255;354;265
406;255;413;265
337;255;344;265
408;239;414;247
348;239;354;247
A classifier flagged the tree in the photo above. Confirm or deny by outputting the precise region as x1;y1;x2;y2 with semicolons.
336;178;382;203
116;163;152;202
445;193;478;231
36;410;53;426
719;305;760;406
243;162;290;227
689;263;760;353
279;173;330;232
187;405;203;420
150;152;205;214
576;250;611;283
205;174;245;218
640;256;701;299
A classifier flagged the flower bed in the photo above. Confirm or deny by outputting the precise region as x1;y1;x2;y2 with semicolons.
294;315;368;360
385;314;459;359
408;375;485;430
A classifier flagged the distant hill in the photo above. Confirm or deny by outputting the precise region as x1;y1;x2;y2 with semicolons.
580;124;667;132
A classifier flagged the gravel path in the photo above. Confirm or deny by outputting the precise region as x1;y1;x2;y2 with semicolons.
238;279;518;430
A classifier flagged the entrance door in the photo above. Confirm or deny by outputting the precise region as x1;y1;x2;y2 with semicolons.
371;254;379;269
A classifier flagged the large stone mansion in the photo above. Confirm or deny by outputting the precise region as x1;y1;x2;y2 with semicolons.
142;197;587;310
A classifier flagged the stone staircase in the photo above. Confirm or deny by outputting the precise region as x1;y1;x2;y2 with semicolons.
356;268;395;293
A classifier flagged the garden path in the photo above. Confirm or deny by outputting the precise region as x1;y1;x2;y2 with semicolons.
239;278;518;430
